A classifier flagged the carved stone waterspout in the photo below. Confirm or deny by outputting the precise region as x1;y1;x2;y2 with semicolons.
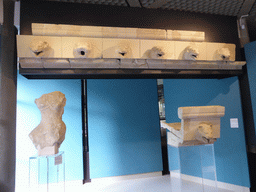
161;105;225;147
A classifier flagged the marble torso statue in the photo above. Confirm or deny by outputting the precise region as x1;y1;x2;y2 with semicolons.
29;91;66;155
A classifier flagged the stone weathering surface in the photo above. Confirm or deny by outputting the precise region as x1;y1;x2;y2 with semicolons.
29;91;66;156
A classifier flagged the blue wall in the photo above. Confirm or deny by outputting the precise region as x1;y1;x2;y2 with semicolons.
245;41;256;145
87;79;163;178
164;77;250;187
16;74;83;187
16;71;250;187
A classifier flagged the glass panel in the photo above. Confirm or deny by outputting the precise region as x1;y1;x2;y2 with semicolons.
29;152;65;192
169;145;182;192
179;145;204;192
169;145;218;192
200;144;218;192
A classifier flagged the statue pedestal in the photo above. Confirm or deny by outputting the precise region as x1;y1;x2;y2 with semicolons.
169;144;218;192
29;151;65;192
37;145;59;156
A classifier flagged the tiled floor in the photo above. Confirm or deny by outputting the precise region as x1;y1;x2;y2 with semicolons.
17;174;240;192
64;175;234;192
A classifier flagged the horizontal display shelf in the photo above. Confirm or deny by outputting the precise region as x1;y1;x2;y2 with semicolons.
19;59;246;79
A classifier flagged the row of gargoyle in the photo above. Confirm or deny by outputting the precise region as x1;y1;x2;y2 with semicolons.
29;40;231;61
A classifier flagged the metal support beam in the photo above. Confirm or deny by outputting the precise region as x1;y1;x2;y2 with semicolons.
238;0;255;18
236;0;255;47
146;0;170;9
18;67;244;79
126;0;141;7
0;0;3;24
0;1;17;192
237;16;250;47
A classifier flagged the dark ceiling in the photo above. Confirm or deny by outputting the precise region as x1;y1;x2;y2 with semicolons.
29;0;256;41
39;0;256;18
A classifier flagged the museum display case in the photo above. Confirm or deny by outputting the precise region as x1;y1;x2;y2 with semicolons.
29;152;65;192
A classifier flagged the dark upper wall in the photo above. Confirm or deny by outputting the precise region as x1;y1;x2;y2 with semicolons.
20;0;242;60
247;19;256;42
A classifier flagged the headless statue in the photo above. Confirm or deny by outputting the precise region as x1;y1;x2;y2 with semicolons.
29;91;66;155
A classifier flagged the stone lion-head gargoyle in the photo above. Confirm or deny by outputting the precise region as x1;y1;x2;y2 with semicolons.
149;46;165;59
73;42;91;58
115;43;132;58
214;47;231;61
195;122;217;144
182;46;199;61
29;40;51;57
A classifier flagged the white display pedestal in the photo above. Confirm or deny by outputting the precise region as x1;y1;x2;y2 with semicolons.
169;144;218;192
29;151;65;192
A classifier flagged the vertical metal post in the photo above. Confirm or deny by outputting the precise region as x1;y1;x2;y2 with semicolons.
237;15;250;48
82;79;91;183
0;1;16;192
157;79;170;175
